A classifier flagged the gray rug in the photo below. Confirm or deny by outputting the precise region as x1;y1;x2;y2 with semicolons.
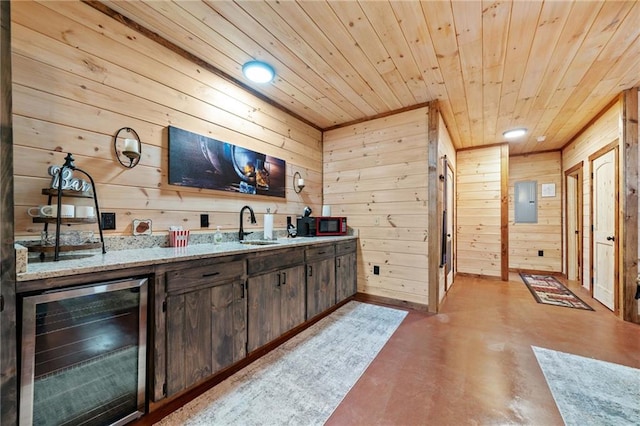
156;301;407;425
533;346;640;425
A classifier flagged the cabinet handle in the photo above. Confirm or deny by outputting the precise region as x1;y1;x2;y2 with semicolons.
318;251;326;255
202;271;220;278
277;273;281;287
337;258;341;267
308;265;313;277
282;272;287;285
240;282;245;299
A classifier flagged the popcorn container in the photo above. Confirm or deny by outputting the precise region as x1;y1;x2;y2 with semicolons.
169;230;190;247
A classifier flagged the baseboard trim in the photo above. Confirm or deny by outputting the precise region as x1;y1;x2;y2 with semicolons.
353;292;429;313
510;268;565;278
455;272;503;281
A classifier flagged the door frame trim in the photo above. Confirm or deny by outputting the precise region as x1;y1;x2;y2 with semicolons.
444;161;455;291
564;161;583;285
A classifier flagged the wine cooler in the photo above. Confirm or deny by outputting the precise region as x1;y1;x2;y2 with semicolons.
19;277;148;425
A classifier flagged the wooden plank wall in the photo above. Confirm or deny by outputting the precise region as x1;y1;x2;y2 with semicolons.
323;107;430;306
11;1;322;238
508;152;562;272
456;145;505;278
562;102;619;291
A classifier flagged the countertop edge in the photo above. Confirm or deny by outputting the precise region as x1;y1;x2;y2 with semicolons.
17;236;357;282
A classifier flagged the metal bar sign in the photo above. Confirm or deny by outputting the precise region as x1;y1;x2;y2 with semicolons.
48;165;91;192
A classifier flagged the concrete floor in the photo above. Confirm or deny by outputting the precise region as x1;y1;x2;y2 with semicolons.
139;273;640;425
326;273;640;425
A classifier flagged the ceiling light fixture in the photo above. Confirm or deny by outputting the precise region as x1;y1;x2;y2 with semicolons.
242;60;275;83
503;128;527;139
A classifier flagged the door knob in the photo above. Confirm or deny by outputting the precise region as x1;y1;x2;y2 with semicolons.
606;236;615;241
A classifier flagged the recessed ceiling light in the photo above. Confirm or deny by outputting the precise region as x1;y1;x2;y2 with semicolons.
503;128;527;139
242;60;275;84
537;135;546;142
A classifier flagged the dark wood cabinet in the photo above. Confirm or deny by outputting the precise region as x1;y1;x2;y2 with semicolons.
247;249;305;353
163;259;247;397
21;237;357;407
305;244;336;319
336;240;357;302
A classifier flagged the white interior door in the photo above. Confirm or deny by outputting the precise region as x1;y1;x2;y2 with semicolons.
591;148;617;311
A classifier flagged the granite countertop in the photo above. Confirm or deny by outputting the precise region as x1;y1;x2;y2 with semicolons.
17;235;356;282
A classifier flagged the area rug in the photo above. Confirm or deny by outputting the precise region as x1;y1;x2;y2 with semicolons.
156;301;408;425
520;273;593;310
533;346;640;425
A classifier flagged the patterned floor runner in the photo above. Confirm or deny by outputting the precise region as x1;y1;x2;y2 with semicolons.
520;273;593;310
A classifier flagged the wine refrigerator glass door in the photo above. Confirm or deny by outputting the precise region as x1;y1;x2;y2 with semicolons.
20;277;148;426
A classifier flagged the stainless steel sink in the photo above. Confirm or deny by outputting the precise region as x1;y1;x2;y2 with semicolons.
240;240;280;246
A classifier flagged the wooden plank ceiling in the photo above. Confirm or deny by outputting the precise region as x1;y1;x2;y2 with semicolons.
95;0;639;155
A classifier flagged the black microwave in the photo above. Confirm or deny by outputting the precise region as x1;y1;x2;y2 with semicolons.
315;217;347;236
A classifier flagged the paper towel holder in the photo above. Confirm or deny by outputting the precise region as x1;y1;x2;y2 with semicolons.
264;208;274;240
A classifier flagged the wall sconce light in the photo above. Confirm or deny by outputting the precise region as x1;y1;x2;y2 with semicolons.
114;127;141;168
293;171;305;193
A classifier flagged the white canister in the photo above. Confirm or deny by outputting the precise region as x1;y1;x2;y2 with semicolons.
75;206;96;218
59;204;75;218
322;205;331;217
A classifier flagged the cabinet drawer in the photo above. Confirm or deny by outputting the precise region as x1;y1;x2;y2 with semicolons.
248;249;304;275
305;244;335;261
166;260;245;293
335;240;357;256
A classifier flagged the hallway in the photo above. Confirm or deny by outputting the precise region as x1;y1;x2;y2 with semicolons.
330;274;640;425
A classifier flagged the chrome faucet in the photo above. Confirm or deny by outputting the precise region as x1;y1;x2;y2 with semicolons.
239;205;257;241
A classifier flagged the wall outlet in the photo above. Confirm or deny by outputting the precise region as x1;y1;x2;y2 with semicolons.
101;212;116;230
200;214;209;228
373;265;380;275
538;250;544;257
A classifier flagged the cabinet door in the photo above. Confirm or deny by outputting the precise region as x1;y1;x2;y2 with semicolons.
306;258;336;319
336;252;357;302
247;272;280;353
279;265;306;334
211;280;247;373
166;280;246;397
166;287;212;395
